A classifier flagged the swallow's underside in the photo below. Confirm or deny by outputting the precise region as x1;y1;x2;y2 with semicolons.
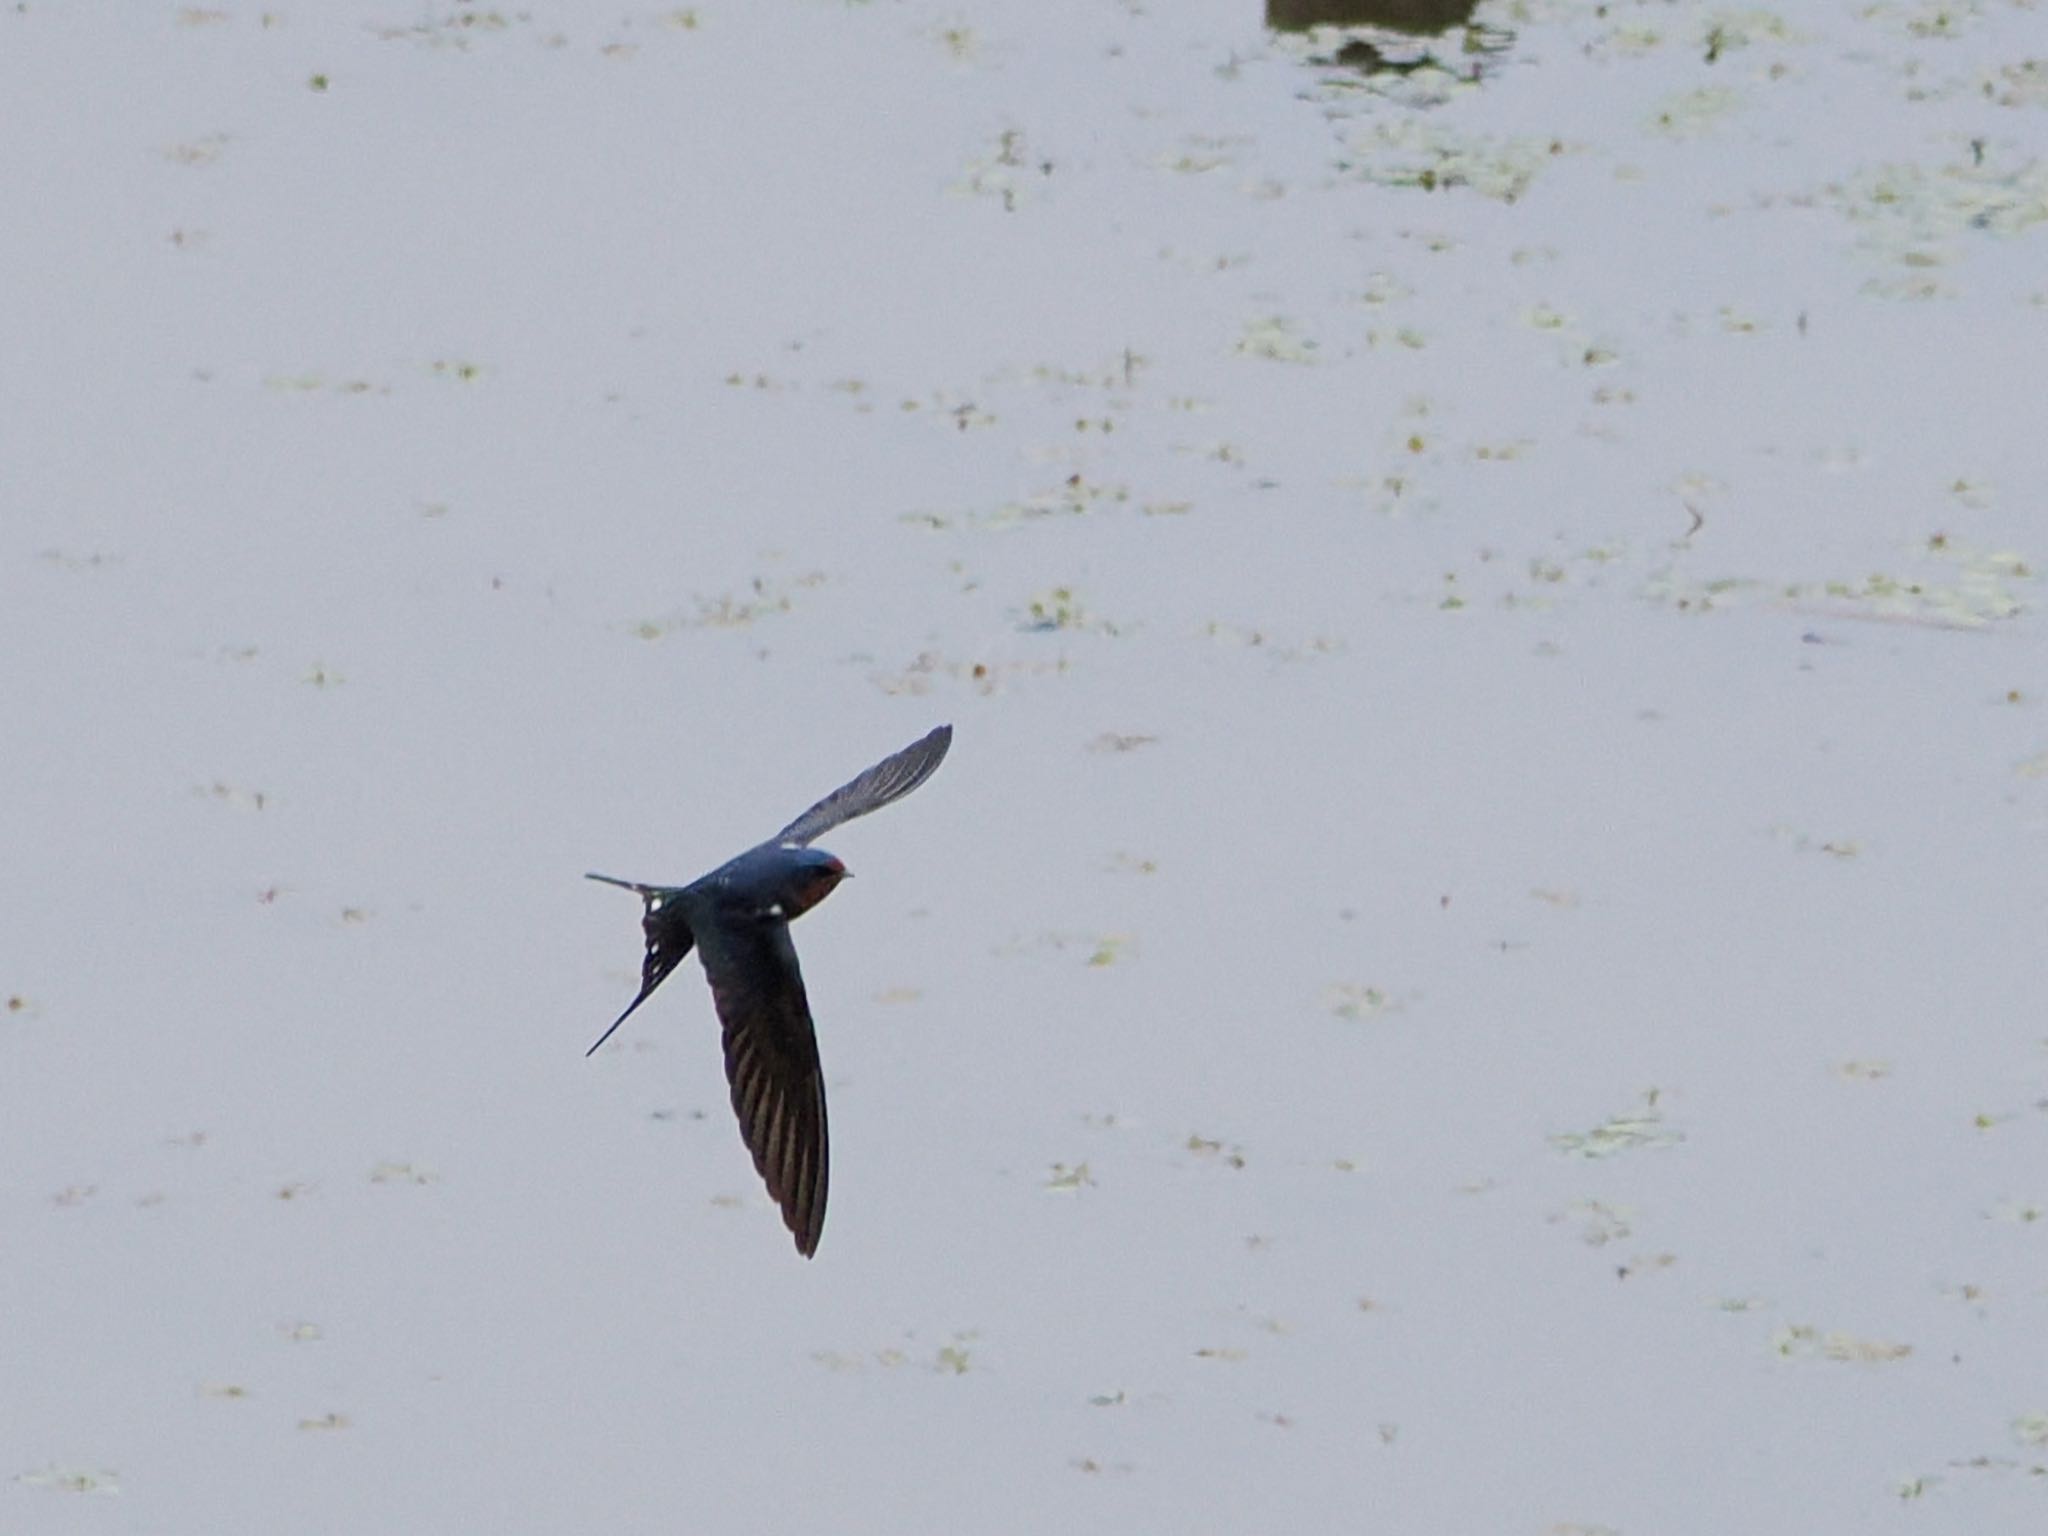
587;724;952;1256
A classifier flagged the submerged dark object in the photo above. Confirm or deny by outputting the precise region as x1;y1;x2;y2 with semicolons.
586;725;952;1257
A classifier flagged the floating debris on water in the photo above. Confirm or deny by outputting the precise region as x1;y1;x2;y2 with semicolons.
1771;1324;1912;1364
1549;1095;1682;1159
15;1465;120;1496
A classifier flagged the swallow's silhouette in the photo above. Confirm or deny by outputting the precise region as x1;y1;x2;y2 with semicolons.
586;724;952;1256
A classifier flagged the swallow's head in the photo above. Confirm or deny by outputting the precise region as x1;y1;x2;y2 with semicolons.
780;848;849;919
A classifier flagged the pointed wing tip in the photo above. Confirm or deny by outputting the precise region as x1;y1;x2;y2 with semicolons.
902;721;953;783
771;723;955;847
791;1201;825;1257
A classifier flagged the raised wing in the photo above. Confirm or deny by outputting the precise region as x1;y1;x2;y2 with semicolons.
696;908;830;1257
773;724;952;849
584;875;695;1056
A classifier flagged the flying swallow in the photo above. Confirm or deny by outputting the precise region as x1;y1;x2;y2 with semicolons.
587;724;952;1256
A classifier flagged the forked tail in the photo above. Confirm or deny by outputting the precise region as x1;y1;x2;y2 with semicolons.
584;872;693;1056
586;872;659;897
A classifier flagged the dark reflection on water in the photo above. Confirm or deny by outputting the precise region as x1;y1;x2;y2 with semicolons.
1266;1;1476;29
1266;1;1505;79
